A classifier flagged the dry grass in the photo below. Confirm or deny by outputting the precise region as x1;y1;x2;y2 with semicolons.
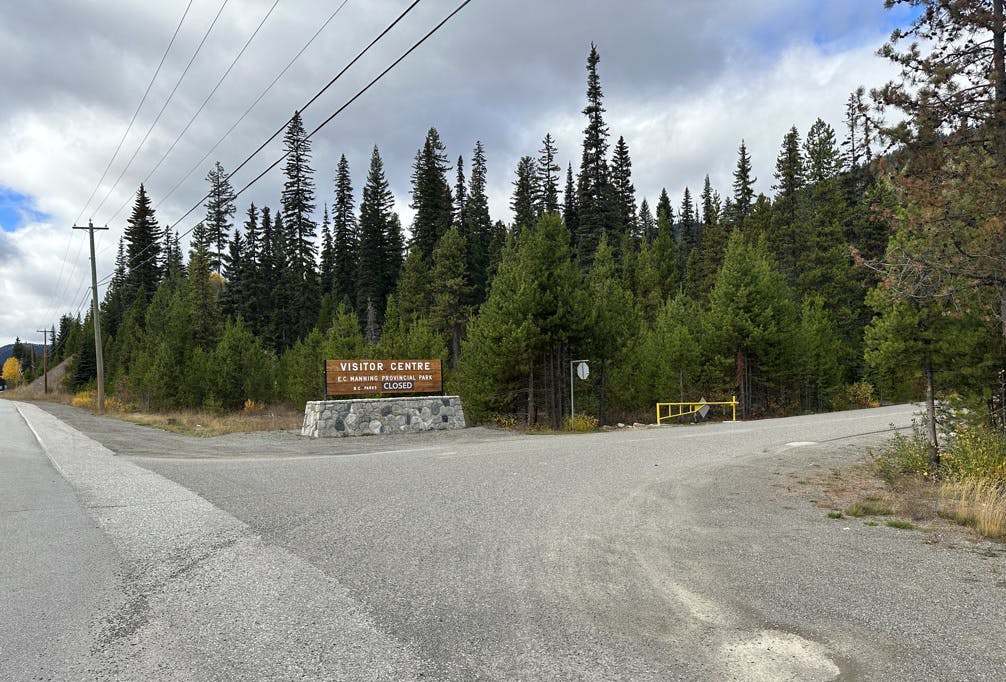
0;384;72;404
117;409;303;437
13;388;301;437
940;479;1006;541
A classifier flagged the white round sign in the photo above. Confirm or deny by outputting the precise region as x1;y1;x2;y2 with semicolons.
577;361;589;380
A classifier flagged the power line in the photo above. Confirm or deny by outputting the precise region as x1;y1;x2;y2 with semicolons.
47;1;195;333
75;0;195;227
104;0;282;228
100;0;427;281
153;0;351;212
91;0;232;222
233;0;474;201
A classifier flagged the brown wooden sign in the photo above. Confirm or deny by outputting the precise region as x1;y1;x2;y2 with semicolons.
325;359;443;397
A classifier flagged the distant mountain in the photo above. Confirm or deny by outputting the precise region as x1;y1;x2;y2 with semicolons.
0;343;47;365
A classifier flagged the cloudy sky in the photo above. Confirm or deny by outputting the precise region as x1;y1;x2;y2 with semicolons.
0;0;916;345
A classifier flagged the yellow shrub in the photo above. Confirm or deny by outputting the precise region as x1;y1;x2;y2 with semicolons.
243;399;266;414
71;391;95;409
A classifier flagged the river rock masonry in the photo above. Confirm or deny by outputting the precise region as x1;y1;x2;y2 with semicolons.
301;396;466;438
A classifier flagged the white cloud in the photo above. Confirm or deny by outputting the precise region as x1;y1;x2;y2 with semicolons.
0;0;906;343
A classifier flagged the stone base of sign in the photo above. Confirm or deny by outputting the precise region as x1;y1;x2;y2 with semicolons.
301;396;467;438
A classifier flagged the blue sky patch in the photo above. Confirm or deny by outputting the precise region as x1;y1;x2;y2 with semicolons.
0;186;49;232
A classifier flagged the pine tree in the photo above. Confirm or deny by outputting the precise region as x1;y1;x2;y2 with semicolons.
537;133;560;214
220;228;245;321
463;141;492;303
804;118;841;184
511;155;539;231
584;236;638;425
332;154;358;308
203;161;236;273
429;227;471;368
679;186;699;257
638;198;655;244
773;126;804;199
410;127;453;262
700;175;720;227
576;43;615;265
453;154;467;226
563;163;578;238
769;126;806;281
357;146;396;317
123;184;162;306
730;140;756;226
610;135;637;240
280;111;319;341
319;204;334;297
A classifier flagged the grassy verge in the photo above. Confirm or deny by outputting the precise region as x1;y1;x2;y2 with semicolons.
874;422;1006;542
3;386;302;436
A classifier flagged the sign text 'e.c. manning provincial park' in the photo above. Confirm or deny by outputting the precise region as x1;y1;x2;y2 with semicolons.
325;359;443;397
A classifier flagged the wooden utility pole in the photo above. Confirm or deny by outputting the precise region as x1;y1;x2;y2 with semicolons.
35;328;49;394
72;221;109;411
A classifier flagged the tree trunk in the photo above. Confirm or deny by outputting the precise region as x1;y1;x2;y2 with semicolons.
527;359;536;427
925;359;940;469
994;0;1006;167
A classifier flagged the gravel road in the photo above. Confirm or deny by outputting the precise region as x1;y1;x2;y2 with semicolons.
13;400;1006;680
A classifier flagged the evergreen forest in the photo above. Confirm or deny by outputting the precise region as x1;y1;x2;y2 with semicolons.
49;8;1006;431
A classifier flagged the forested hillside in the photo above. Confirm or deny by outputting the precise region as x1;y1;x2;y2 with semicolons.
52;11;1006;428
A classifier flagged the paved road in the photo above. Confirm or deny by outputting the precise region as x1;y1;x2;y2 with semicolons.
7;400;1006;680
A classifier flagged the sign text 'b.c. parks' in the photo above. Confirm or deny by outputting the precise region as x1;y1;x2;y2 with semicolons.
324;359;443;397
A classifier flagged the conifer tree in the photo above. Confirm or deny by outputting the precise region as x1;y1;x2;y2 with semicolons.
803;118;841;184
511;155;539;231
537;133;561;214
280;111;319;341
220;229;245;321
679;187;699;257
638;198;655;244
332;154;358;308
730;140;756;226
576;43;615;265
700;176;720;227
429;227;471;367
610;135;637;240
653;189;679;294
773;127;805;201
203;160;236;273
453;154;467;226
396;248;430;326
563;163;578;238
319;205;334;297
584;236;638;425
463;141;492;302
123;184;162;306
410;127;453;262
357;146;396;316
769;126;806;281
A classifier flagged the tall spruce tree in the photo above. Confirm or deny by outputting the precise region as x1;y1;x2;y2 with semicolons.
453;154;467;226
537;133;561;214
576;43;615;264
410;127;453;262
638;198;655;244
769;126;806;282
511;155;539;231
357;146;396;317
463;141;492;302
319;204;334;296
123;184;162;306
562;162;578;237
731;140;756;226
280;111;319;341
610;135;637;240
203;160;236;273
332;154;358;308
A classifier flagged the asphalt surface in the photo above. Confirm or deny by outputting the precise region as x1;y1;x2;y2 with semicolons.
6;400;1006;680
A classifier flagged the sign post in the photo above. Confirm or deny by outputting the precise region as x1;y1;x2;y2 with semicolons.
569;359;589;430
